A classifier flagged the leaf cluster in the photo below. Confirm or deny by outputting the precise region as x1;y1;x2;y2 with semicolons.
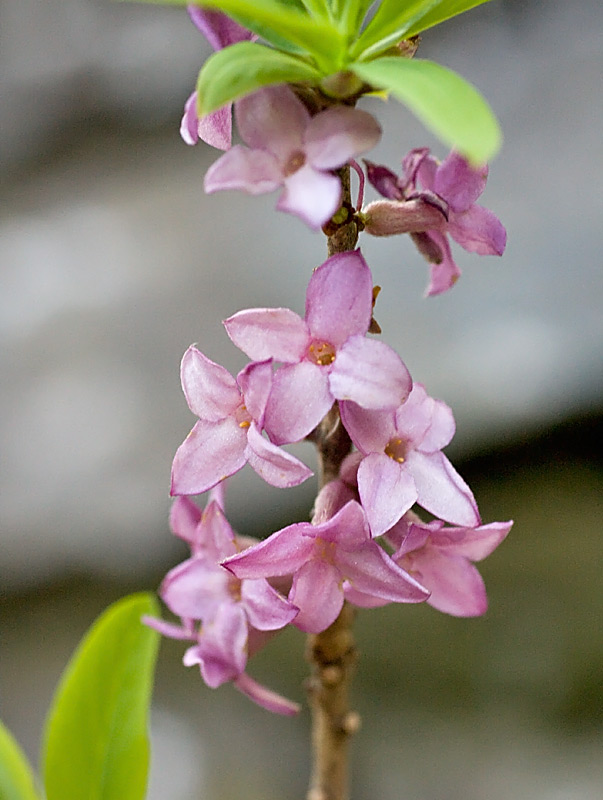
144;0;500;163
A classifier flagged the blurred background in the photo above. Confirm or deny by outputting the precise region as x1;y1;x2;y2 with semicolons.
1;0;602;798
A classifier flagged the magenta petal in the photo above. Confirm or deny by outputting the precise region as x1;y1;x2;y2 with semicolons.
343;585;389;609
197;105;233;151
413;550;488;617
420;396;456;452
449;204;507;256
142;616;196;641
181;92;200;145
434;152;487;212
223;525;315;579
169;496;202;544
306;250;373;345
393;383;437;449
161;558;229;621
187;7;252;49
224;308;309;362
406;450;480;527
357;454;418;537
277;165;341;229
290;559;344;633
171;417;248;496
236;85;308;157
264;361;333;444
200;501;238;561
241;578;298;630
423;231;462;296
180;346;240;421
245;423;312;487
237;360;272;424
431;521;512;561
338;543;428;602
305;107;381;169
204;145;282;195
186;603;248;687
234;673;300;715
330;335;412;409
340;401;395;454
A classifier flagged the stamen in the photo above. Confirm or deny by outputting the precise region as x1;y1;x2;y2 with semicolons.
283;150;306;177
307;340;336;366
384;437;406;463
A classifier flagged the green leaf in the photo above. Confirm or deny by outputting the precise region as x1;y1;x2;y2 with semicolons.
352;0;492;59
351;57;501;163
42;593;160;800
0;721;41;800
352;0;441;58
157;0;346;68
404;0;493;37
197;41;322;115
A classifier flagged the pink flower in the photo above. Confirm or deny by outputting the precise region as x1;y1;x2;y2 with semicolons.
224;249;412;443
223;496;428;634
386;512;513;616
171;346;312;495
204;85;382;228
180;6;255;149
363;148;506;295
145;495;300;715
340;383;480;537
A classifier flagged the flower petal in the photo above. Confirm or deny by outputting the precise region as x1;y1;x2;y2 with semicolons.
236;360;272;424
277;164;341;229
224;308;309;362
197;104;233;151
422;231;462;297
204;145;282;195
449;204;507;256
362;198;446;237
305;250;373;345
406;450;480;527
339;401;394;454
357;453;418;537
337;542;428;602
169;496;202;544
235;85;308;158
184;602;248;687
431;520;513;561
188;6;253;50
234;673;300;716
409;549;488;617
241;578;298;630
170;417;248;495
264;361;333;444
181;346;241;421
245;422;313;487
161;557;229;621
181;92;200;145
305;107;381;169
223;524;315;579
434;151;487;212
330;335;412;410
289;559;344;633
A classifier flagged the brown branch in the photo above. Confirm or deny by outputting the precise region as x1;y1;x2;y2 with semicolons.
305;166;361;800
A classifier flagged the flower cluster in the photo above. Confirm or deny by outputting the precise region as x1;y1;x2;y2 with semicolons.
151;7;511;715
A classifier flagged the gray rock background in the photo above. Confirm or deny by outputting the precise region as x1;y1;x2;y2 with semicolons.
1;1;602;799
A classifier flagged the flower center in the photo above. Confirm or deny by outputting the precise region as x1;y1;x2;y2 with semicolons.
307;340;336;366
234;403;252;429
384;437;407;463
283;150;306;177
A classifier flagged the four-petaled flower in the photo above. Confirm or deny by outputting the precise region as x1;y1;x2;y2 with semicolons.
224;249;412;443
223;497;429;634
340;383;480;537
171;346;312;495
363;148;506;295
204;85;382;229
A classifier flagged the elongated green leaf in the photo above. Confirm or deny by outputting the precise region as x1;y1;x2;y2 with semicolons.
197;41;322;115
42;593;160;800
351;57;501;162
0;721;40;800
404;0;493;37
153;0;346;69
352;0;441;58
352;0;492;59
